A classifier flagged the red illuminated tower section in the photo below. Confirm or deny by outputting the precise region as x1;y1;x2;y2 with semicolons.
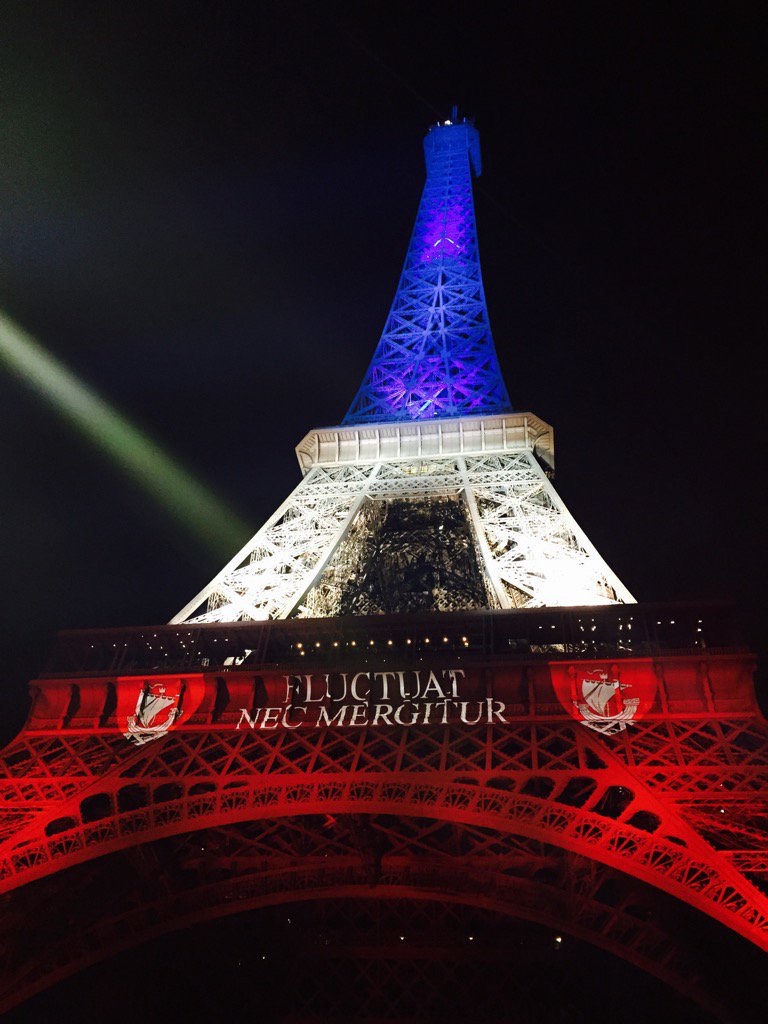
1;119;767;1022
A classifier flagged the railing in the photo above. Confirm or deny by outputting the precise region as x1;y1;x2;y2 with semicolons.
39;601;747;678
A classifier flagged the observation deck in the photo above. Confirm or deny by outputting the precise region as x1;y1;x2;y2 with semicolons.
296;412;554;474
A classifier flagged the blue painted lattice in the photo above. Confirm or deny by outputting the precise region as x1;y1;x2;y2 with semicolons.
344;119;512;425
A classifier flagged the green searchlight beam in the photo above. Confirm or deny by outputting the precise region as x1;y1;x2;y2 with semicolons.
0;310;252;560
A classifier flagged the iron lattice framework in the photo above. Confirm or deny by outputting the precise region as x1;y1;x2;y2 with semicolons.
1;611;768;1019
172;424;634;624
172;117;633;627
2;118;767;1020
344;118;511;423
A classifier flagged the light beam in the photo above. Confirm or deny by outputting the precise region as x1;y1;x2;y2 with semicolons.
0;310;252;560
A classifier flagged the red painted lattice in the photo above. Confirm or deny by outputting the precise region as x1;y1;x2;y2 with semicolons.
0;610;766;1020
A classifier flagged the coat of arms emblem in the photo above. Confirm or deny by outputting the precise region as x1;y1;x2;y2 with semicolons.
124;683;182;746
575;669;640;735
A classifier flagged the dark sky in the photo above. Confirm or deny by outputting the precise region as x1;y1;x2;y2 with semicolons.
1;3;765;738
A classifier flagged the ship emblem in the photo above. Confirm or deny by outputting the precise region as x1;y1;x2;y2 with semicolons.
575;670;640;736
125;683;182;746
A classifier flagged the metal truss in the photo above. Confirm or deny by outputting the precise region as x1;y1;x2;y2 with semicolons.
462;452;632;607
171;463;380;623
172;444;632;623
343;118;511;424
1;700;768;1019
0;819;747;1020
2;716;768;937
2;641;768;1017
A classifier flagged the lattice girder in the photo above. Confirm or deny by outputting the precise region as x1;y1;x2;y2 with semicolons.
2;627;767;1018
2;714;768;951
344;120;511;425
0;818;751;1020
173;443;633;624
172;463;379;623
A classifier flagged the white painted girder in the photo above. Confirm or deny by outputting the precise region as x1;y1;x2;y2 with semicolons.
463;452;633;607
171;464;379;624
173;423;633;624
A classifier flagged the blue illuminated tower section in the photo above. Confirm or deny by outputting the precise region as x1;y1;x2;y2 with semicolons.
345;117;511;424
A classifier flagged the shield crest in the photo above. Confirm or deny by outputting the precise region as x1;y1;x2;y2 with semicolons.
549;661;658;736
123;682;181;745
575;669;640;734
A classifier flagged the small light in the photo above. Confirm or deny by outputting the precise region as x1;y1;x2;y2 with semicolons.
351;641;356;647
315;641;321;648
425;638;430;644
555;935;562;945
406;638;412;645
296;643;303;649
399;935;405;941
443;636;449;643
369;640;375;646
387;639;393;646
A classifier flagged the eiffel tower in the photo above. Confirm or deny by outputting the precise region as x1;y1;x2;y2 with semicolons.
1;115;767;1023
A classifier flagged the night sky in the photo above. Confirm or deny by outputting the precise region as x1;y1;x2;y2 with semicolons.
0;5;766;1019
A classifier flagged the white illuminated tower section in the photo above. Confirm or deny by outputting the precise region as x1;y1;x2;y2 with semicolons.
172;117;633;625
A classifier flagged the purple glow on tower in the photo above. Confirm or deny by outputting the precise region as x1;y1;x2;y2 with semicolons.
419;204;466;264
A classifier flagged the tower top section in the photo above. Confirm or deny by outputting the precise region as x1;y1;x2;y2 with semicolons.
424;115;482;176
343;117;512;425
